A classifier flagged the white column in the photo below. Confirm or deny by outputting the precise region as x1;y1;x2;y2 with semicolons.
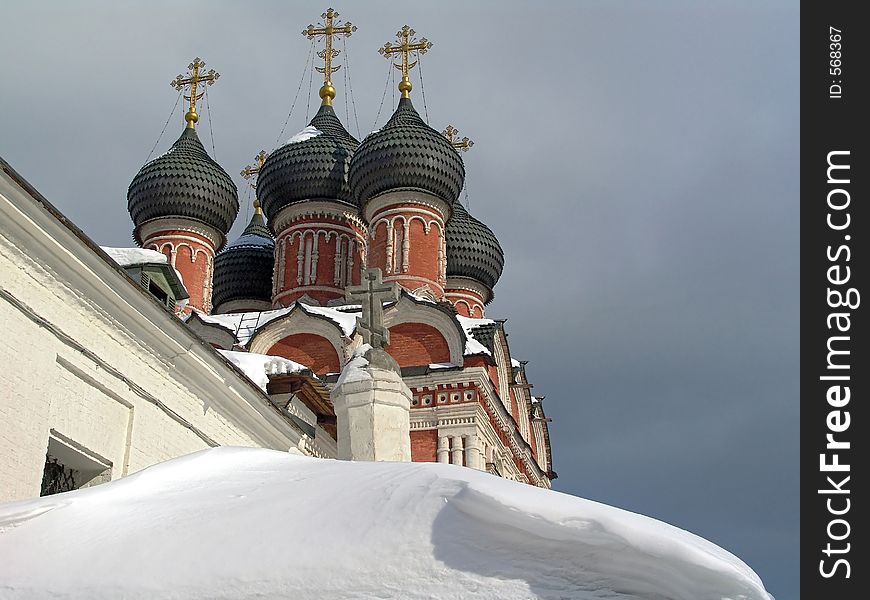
437;435;450;463
451;436;464;466
465;433;482;470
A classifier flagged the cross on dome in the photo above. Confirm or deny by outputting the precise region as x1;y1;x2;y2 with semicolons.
303;8;357;106
442;125;474;152
170;58;220;129
378;25;432;99
240;150;269;188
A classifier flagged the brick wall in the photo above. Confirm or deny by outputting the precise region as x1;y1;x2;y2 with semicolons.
273;215;365;306
386;323;451;368
145;229;214;313
367;204;445;297
410;429;438;462
268;333;341;375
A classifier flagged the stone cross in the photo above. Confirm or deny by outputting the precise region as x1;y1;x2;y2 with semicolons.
346;268;400;348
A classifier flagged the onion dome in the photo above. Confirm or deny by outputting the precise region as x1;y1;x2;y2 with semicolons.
128;127;239;246
348;98;465;207
211;200;275;311
257;104;360;218
446;202;504;292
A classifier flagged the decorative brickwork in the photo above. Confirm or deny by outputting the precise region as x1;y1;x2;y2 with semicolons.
144;227;215;313
272;210;367;307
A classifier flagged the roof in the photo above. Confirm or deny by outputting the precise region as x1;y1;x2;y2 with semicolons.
197;302;359;346
446;202;505;293
127;127;239;245
100;246;189;301
457;315;500;356
348;97;465;206
257;104;359;216
212;211;275;310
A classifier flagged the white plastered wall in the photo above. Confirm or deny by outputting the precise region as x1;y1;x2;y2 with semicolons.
0;166;310;502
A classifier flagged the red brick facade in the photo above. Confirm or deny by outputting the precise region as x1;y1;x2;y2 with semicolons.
445;287;486;317
273;214;366;307
410;429;438;462
386;323;451;368
268;333;341;375
367;202;446;298
145;228;215;314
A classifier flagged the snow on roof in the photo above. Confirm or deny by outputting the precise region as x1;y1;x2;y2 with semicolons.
198;303;359;346
218;349;311;391
456;315;496;356
287;126;322;144
429;362;459;370
101;246;167;267
225;234;274;249
298;304;359;336
0;447;772;600
199;306;294;345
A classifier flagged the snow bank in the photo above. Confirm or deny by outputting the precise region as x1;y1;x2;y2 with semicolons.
218;349;310;390
0;448;770;600
101;246;167;267
287;126;322;144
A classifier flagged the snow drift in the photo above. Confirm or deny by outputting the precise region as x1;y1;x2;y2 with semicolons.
0;448;771;600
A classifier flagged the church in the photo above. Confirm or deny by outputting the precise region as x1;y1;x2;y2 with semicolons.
0;9;554;501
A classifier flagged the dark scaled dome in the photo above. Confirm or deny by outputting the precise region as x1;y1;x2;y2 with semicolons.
257;104;359;219
349;97;465;206
446;202;504;292
128;127;239;245
212;205;275;311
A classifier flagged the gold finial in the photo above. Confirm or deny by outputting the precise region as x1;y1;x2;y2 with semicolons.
442;125;474;152
303;8;357;106
241;150;269;188
253;198;263;215
379;25;432;99
171;58;220;129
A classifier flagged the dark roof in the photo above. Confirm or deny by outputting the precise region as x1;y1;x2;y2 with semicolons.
446;202;504;292
257;104;359;218
128;127;239;245
348;98;465;207
212;210;275;310
465;319;500;356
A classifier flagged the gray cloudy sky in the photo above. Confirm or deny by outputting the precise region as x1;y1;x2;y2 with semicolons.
0;1;799;598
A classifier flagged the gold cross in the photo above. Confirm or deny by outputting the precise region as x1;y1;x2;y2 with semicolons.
240;150;269;188
241;151;269;215
442;125;474;152
379;26;432;99
171;58;220;129
303;8;357;106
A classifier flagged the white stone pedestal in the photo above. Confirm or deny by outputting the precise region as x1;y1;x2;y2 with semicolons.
331;347;412;462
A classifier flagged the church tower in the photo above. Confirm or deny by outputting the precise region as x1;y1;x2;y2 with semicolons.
127;58;239;314
212;153;275;314
257;8;366;307
437;125;505;317
348;27;464;300
444;201;504;317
